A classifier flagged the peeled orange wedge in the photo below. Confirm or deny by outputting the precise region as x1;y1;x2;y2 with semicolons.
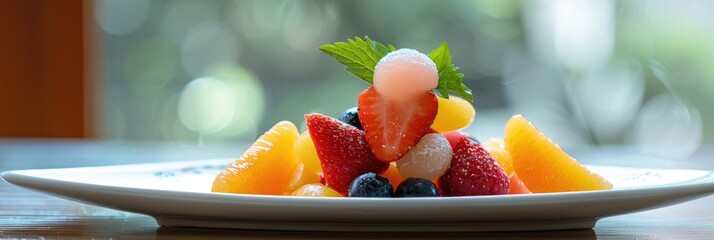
505;115;612;193
294;130;323;174
382;162;406;187
482;138;513;176
285;162;321;194
430;96;475;133
211;121;299;195
291;184;342;197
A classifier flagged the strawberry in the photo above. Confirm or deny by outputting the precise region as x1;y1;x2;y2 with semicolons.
442;131;470;148
438;137;509;196
442;131;482;149
305;113;389;196
357;86;438;162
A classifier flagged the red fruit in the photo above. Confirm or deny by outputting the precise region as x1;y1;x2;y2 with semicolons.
508;173;531;194
305;113;390;196
358;86;438;162
318;172;326;185
442;131;470;148
438;138;509;196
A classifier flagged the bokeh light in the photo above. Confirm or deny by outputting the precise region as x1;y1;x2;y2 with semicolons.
632;93;703;160
160;0;218;46
95;0;151;35
124;38;177;96
572;58;645;143
473;0;519;19
553;0;614;72
178;77;237;135
180;22;239;77
282;0;330;51
204;64;265;139
94;0;714;157
235;0;286;39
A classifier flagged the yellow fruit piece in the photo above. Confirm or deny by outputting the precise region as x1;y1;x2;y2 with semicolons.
382;162;406;188
294;130;323;174
505;115;612;193
430;96;475;133
482;138;513;175
285;162;321;194
291;183;342;197
212;121;299;195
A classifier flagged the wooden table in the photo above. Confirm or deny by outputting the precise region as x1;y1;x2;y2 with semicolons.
1;140;713;239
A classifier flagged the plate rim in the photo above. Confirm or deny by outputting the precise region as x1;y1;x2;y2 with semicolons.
4;159;714;232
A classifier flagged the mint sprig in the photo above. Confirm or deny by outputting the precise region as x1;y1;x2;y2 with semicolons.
319;37;395;83
429;42;473;101
319;37;473;102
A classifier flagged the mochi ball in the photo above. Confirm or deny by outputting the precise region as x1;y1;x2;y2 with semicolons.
373;48;438;100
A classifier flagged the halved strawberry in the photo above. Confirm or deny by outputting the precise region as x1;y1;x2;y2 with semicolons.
305;113;390;196
438;137;509;196
358;86;438;162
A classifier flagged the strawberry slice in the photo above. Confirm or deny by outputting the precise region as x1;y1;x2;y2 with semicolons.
305;113;389;196
357;86;438;162
438;137;509;196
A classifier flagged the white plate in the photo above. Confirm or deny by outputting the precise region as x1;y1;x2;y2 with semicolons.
3;158;714;232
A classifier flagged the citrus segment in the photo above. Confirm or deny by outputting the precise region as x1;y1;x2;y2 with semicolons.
211;121;299;195
285;162;321;194
294;130;323;174
482;138;513;175
430;96;475;133
505;115;612;193
382;162;406;188
291;184;343;197
508;173;531;194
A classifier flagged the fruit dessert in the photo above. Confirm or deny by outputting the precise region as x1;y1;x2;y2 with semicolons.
211;37;613;198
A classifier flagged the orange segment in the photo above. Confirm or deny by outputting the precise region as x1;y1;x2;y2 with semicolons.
291;184;342;197
430;96;475;133
382;162;406;187
482;138;513;175
508;173;531;194
505;115;612;193
285;162;321;194
212;121;299;195
294;131;323;174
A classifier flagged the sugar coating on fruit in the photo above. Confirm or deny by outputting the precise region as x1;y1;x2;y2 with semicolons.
438;137;509;196
373;48;438;100
305;113;389;196
396;133;453;180
482;138;513;175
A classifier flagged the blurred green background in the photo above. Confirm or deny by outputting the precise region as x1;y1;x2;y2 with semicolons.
95;0;713;160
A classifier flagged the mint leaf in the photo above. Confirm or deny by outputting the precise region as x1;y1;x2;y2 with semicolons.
319;37;393;84
320;38;473;102
429;42;473;102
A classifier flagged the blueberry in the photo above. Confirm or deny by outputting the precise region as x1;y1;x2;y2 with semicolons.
469;135;481;144
348;172;393;197
394;178;440;197
339;107;362;130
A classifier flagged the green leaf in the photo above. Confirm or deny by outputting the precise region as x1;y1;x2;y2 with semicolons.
429;42;474;102
320;37;473;102
319;36;393;84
